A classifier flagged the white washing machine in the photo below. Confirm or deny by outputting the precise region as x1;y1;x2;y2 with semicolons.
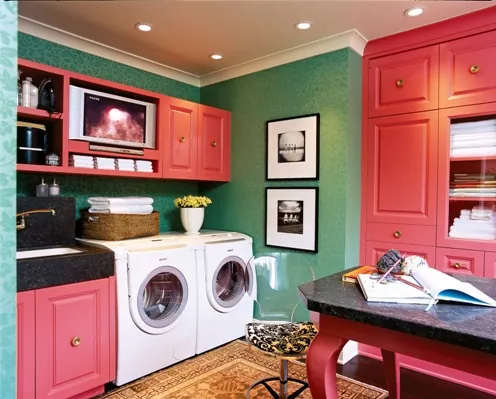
191;231;256;354
78;235;199;386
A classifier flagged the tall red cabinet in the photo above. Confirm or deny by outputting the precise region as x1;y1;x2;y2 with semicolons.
360;7;496;395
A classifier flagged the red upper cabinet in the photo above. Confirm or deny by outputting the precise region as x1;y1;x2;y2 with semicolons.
35;279;110;399
440;30;496;109
17;291;36;399
368;45;439;118
198;105;231;182
366;111;438;225
161;97;199;180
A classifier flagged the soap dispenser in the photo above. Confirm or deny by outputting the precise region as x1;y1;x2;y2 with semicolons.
49;178;60;197
36;177;49;197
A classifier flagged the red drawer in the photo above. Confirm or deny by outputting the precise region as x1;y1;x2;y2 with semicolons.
368;45;439;117
365;241;436;267
366;222;436;246
440;30;496;108
485;252;496;278
435;248;484;277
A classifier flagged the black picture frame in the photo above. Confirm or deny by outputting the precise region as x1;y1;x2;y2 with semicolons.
266;113;320;181
265;187;319;253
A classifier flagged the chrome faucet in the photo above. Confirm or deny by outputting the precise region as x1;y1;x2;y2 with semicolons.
16;208;56;231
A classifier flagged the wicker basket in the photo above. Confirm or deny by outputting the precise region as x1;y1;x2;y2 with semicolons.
81;211;160;241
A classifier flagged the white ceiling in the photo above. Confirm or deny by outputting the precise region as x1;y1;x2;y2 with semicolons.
18;1;495;81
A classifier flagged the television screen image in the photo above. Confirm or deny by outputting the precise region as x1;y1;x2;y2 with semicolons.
83;93;146;144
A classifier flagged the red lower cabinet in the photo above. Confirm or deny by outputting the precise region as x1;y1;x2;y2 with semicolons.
35;279;111;399
17;291;36;399
365;241;436;266
435;247;485;277
485;252;496;278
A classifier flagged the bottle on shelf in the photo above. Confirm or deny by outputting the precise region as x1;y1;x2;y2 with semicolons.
29;77;38;108
21;77;32;107
17;70;23;106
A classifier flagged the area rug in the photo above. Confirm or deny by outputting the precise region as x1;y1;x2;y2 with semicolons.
101;340;388;399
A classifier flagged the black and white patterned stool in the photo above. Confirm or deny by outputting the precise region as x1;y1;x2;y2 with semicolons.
245;321;318;399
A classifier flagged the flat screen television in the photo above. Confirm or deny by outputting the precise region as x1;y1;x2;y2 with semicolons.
69;85;156;149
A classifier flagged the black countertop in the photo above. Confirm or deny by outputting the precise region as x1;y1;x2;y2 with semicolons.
298;268;496;355
17;243;114;292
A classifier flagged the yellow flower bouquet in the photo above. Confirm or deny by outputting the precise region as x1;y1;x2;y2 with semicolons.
174;195;212;208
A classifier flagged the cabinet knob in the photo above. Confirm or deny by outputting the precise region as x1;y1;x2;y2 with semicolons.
180;136;185;143
396;79;404;87
470;65;480;74
71;337;81;347
393;231;402;239
211;141;217;148
453;262;461;269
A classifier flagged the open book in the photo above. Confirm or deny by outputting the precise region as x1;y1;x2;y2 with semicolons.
358;267;496;310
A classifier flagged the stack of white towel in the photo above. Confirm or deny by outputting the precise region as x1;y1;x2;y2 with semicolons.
136;160;153;173
450;119;496;158
115;158;135;171
449;206;496;240
87;196;154;214
94;157;115;170
70;155;94;169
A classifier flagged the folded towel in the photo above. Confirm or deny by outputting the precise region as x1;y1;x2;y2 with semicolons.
116;167;135;172
88;197;154;206
71;155;93;160
451;147;496;157
136;160;153;166
88;205;154;214
70;164;94;169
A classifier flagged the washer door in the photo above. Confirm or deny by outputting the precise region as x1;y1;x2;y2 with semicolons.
130;266;188;334
207;256;252;312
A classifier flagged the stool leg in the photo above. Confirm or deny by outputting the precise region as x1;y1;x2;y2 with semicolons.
279;359;289;399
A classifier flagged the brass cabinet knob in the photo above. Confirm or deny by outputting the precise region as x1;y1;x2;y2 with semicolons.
470;65;480;74
180;136;185;143
211;141;217;148
393;231;401;239
71;337;81;347
453;262;461;269
396;79;404;87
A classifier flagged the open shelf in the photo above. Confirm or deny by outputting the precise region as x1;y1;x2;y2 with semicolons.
17;164;65;173
68;141;160;160
450;155;496;162
66;167;160;179
449;196;496;202
17;106;63;122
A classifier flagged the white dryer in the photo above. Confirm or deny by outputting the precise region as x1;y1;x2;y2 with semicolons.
193;232;256;354
78;235;198;386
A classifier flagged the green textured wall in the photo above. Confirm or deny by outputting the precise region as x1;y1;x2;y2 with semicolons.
17;33;200;229
0;2;18;397
201;48;362;321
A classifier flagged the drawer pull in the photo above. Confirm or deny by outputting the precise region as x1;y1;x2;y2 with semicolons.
180;136;185;143
393;231;402;239
396;79;404;87
469;65;480;74
452;262;463;269
71;337;81;347
211;141;217;148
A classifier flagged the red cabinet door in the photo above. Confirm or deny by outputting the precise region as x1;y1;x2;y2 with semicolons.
17;291;35;399
366;111;438;225
440;30;496;109
35;279;110;399
198;105;230;182
161;96;198;179
368;45;439;117
365;241;436;267
435;247;485;277
485;252;496;278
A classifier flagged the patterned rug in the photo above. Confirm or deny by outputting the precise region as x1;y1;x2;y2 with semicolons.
101;340;388;399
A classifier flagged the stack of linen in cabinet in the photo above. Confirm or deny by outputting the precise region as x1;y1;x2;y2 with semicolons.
115;158;135;171
450;119;496;158
69;155;94;169
87;196;154;214
94;157;115;170
449;206;496;241
136;160;153;173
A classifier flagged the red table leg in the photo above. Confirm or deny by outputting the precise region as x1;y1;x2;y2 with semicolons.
381;349;401;399
306;332;348;399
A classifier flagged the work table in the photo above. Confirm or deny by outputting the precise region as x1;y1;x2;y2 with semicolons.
298;269;496;354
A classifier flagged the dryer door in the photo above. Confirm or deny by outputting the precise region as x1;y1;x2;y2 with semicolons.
130;266;189;334
208;256;250;312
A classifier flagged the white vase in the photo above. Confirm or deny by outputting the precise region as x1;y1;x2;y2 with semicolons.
180;207;205;235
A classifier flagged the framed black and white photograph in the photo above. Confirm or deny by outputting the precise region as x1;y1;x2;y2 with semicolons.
265;187;318;253
266;113;320;180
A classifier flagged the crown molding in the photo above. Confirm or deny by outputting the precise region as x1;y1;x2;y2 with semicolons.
18;17;201;87
199;29;367;87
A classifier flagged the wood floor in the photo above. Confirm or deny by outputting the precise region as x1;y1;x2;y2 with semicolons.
337;355;495;399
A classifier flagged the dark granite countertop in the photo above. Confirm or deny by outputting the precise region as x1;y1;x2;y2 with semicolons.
298;268;496;355
17;243;114;292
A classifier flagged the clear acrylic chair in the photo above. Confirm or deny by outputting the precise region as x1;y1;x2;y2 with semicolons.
245;254;318;399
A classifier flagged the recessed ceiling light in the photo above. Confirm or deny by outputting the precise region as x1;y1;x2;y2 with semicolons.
210;54;223;60
295;21;312;30
136;23;152;32
405;7;424;17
